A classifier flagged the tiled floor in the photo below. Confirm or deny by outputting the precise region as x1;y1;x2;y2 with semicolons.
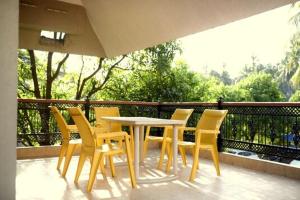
16;150;300;200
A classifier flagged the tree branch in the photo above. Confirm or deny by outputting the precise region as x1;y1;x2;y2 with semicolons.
85;58;105;81
110;55;127;69
19;81;35;94
86;55;127;98
52;53;69;81
76;57;105;99
45;52;53;99
75;56;85;99
27;49;41;99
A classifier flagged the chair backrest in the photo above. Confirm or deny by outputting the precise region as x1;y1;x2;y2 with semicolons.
195;109;228;146
68;107;95;147
171;109;194;122
165;109;194;138
196;109;228;132
50;106;69;140
94;107;122;132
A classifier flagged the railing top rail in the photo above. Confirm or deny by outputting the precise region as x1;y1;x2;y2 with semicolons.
222;102;300;107
89;100;159;106
18;98;85;104
17;98;159;106
158;102;218;106
17;99;300;107
17;99;218;106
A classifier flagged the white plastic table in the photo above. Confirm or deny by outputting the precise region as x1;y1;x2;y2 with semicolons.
101;117;185;183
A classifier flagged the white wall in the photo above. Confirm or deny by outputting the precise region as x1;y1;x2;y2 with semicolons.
0;0;18;199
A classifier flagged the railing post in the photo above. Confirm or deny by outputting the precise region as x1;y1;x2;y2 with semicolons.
217;96;223;110
217;97;224;152
157;102;162;119
157;102;163;136
84;96;90;121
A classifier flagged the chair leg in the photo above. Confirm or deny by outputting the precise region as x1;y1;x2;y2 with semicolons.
211;145;220;176
87;151;103;192
143;137;149;160
165;143;173;173
179;146;187;166
74;151;87;183
191;147;199;169
57;143;67;170
62;143;76;177
189;147;200;181
109;155;116;177
157;139;168;170
130;132;135;161
125;135;136;188
166;143;171;157
143;126;150;160
99;155;106;176
129;126;134;159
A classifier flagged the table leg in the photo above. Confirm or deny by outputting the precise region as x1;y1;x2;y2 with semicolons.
139;126;144;163
172;125;178;174
134;125;140;178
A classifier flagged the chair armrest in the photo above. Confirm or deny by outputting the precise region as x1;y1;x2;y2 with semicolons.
197;129;220;134
95;131;127;139
67;125;78;132
184;127;196;131
147;125;188;130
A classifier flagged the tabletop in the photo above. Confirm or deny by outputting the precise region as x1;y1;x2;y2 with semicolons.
101;116;185;126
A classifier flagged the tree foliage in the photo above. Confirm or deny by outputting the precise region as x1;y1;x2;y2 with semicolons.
289;90;300;101
209;70;232;85
235;72;284;102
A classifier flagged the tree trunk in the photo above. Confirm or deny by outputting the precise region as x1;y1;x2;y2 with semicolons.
38;105;51;145
25;49;69;145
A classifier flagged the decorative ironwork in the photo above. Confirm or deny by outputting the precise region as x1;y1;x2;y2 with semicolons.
270;123;276;144
248;120;256;142
223;139;300;160
292;122;300;147
231;119;238;139
17;99;300;160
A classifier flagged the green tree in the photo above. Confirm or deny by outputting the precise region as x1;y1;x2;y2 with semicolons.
236;72;284;102
239;56;280;80
18;49;69;145
279;3;300;97
104;62;209;102
103;63;195;102
222;86;252;102
102;41;185;102
209;70;232;85
74;55;127;100
281;32;300;88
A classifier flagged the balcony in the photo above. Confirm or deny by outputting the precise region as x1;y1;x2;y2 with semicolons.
16;99;300;199
17;150;300;200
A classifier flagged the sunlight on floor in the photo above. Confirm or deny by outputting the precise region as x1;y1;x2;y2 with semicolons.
16;149;300;200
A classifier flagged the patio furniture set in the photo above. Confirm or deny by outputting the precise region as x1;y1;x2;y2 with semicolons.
50;106;227;192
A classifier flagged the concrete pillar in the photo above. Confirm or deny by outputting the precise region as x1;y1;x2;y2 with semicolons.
0;0;18;199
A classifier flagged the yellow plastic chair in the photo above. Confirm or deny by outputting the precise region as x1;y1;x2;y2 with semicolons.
94;107;134;154
68;107;136;192
166;109;228;181
50;106;81;177
143;109;194;170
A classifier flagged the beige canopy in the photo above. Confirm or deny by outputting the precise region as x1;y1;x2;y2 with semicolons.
19;0;296;58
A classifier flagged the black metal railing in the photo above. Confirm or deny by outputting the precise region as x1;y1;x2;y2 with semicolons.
17;98;300;161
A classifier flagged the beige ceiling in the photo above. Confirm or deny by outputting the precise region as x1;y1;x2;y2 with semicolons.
19;0;297;58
